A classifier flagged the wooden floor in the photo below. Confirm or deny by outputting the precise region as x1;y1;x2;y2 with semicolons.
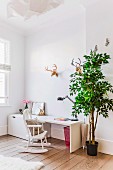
0;135;113;170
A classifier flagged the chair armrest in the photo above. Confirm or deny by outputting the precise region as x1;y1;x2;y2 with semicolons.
27;125;42;128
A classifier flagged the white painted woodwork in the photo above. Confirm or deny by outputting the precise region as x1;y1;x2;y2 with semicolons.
8;114;82;153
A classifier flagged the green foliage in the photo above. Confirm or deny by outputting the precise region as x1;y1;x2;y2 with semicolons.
70;50;113;120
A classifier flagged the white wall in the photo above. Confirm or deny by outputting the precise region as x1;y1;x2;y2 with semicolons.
86;0;113;154
25;5;86;120
0;22;25;135
25;5;86;141
25;0;113;154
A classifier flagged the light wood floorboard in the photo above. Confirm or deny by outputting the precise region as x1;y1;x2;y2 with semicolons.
0;135;113;170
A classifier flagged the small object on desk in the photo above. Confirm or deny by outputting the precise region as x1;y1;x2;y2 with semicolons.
54;118;69;121
69;114;79;121
19;109;23;114
69;118;78;121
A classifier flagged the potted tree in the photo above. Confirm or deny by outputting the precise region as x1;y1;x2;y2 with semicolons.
69;42;113;156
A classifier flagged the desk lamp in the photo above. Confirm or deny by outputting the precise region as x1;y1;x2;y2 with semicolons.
57;96;78;121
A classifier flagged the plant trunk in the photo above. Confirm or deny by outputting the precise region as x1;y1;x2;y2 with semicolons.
94;112;99;131
91;109;95;144
89;115;91;144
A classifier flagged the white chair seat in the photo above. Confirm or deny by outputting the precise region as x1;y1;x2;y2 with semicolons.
32;131;47;140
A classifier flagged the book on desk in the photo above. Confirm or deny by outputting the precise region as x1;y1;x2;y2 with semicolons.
54;118;69;121
54;117;78;121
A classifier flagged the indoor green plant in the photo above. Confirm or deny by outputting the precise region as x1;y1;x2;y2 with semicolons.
69;43;113;156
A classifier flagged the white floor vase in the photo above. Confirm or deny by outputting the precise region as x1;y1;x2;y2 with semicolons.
0;155;44;170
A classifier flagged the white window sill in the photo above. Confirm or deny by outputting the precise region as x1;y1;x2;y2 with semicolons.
0;105;12;107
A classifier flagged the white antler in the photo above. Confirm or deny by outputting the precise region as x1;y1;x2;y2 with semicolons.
45;66;53;72
71;58;76;67
53;64;57;70
71;58;82;74
71;58;81;67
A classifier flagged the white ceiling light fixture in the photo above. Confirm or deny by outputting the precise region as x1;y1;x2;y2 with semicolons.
7;0;63;20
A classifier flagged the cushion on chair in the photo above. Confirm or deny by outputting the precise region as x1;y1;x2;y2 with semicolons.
26;119;44;136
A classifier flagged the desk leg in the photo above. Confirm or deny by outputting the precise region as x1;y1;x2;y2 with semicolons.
70;123;81;153
44;123;51;137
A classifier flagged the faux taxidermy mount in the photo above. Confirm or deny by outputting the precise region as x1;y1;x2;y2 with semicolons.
71;58;82;74
45;64;58;77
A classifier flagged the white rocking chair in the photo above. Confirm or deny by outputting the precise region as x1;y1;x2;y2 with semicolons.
23;109;51;153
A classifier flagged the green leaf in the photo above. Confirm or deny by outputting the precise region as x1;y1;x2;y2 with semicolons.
69;49;113;127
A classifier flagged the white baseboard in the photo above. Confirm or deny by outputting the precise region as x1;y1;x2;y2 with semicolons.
96;138;113;155
0;126;7;136
51;126;113;155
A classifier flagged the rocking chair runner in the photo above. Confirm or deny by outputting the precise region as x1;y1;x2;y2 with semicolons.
23;109;50;153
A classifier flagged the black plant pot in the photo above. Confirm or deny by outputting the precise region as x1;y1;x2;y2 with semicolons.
86;141;98;156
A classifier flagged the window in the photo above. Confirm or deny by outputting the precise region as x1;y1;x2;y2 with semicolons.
0;38;11;105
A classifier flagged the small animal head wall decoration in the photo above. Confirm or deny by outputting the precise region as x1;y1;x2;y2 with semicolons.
94;38;110;52
94;45;98;52
105;38;110;47
71;58;82;74
45;64;58;77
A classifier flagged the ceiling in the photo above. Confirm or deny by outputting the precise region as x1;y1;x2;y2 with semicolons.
0;0;97;36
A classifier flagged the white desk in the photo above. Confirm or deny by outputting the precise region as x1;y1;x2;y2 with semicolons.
36;116;81;153
8;114;82;153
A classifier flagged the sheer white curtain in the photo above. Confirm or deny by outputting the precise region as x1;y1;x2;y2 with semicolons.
0;39;11;71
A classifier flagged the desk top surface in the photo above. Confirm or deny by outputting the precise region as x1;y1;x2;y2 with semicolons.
36;116;81;126
10;114;81;126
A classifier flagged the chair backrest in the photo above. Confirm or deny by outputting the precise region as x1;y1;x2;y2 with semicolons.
23;109;44;137
23;109;32;137
23;109;32;121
